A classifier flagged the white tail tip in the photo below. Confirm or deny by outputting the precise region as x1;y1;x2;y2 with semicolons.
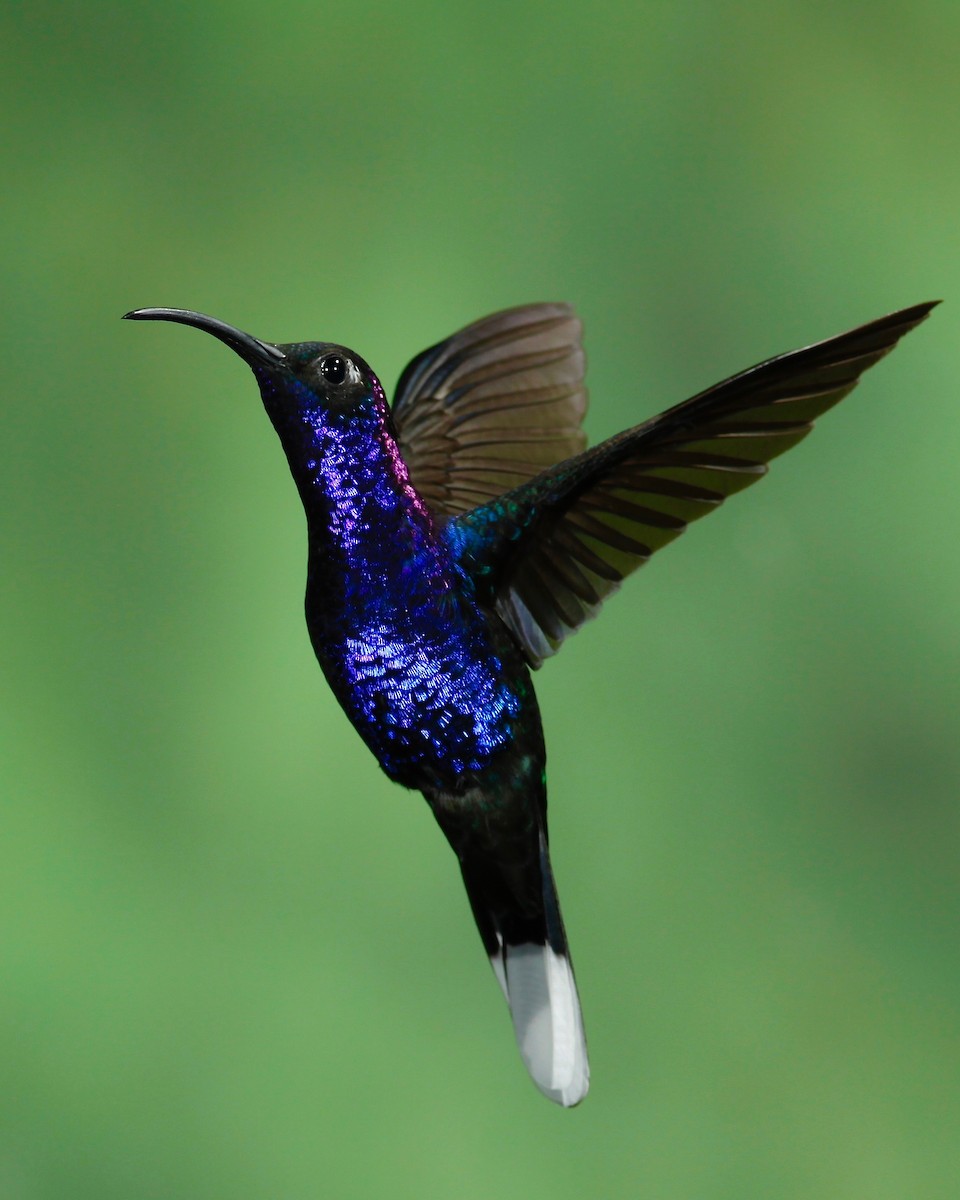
499;942;590;1106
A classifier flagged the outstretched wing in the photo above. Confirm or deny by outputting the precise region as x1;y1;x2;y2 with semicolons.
392;304;588;517
449;302;938;666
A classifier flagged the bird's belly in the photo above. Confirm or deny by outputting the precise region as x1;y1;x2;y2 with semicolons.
332;621;526;790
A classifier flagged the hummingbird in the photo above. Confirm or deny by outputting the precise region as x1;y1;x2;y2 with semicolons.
125;298;936;1105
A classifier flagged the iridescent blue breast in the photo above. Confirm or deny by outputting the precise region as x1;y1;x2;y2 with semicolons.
337;605;525;788
292;377;530;790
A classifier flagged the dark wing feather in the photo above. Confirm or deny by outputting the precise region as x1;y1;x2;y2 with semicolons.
392;304;588;517
450;302;937;666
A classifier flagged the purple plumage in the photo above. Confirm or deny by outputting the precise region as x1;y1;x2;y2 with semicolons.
258;355;529;787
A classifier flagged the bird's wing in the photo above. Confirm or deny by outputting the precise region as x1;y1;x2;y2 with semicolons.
391;304;588;517
449;302;937;667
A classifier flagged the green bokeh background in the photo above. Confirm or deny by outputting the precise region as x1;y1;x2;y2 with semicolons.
3;3;959;1197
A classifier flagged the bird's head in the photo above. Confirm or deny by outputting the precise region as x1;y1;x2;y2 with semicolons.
123;307;387;437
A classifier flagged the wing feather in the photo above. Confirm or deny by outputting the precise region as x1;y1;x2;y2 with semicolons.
448;302;937;666
392;304;589;516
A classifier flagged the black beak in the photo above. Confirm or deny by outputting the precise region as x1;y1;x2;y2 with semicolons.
123;308;286;369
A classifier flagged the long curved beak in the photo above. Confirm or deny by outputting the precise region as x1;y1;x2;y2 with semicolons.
123;308;286;369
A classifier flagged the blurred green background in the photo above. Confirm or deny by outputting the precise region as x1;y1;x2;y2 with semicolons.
3;2;959;1197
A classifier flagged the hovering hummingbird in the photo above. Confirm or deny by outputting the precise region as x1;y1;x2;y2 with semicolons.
125;299;936;1105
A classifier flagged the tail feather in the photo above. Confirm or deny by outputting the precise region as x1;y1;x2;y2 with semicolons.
428;790;590;1106
500;939;589;1106
483;831;590;1106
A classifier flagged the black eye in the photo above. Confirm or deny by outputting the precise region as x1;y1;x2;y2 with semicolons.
319;355;347;385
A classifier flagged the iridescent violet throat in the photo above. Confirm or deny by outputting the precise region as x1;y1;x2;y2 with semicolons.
124;299;937;1105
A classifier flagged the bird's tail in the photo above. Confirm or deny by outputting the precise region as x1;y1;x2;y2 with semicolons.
431;797;590;1106
492;831;590;1107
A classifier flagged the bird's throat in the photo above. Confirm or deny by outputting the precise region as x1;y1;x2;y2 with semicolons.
274;387;440;618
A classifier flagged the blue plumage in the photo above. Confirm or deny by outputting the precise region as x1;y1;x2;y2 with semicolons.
255;353;530;787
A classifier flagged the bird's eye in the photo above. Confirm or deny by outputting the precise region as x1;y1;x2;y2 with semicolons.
319;355;348;385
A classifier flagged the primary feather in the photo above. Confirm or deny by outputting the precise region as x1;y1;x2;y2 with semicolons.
443;302;938;664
